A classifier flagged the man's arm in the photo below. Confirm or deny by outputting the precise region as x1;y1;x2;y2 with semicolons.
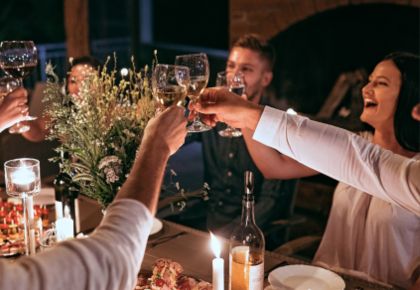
242;128;317;179
0;106;187;290
116;106;187;214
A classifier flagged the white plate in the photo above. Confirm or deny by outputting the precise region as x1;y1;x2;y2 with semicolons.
149;218;163;235
268;265;345;290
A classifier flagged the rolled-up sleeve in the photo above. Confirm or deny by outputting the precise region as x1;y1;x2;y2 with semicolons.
0;198;153;290
253;106;420;216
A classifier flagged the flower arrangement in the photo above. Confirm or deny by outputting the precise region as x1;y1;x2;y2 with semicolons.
43;55;209;210
43;56;156;207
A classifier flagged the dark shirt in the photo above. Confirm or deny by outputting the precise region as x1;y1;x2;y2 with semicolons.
199;123;285;236
181;96;294;237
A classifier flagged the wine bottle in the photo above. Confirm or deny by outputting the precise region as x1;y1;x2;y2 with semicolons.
53;151;70;220
229;171;265;290
53;151;79;234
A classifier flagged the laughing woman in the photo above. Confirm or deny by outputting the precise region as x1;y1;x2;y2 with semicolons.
192;52;420;288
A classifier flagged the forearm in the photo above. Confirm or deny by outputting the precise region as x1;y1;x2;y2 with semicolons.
243;104;264;131
22;119;48;142
242;127;317;179
254;106;420;215
116;137;170;215
0;199;152;290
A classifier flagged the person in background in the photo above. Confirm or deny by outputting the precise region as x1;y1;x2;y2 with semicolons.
20;56;101;142
192;52;420;288
169;34;295;246
412;103;420;121
0;87;188;290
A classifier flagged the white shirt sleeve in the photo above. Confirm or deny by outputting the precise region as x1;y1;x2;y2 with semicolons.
0;198;153;290
253;106;420;216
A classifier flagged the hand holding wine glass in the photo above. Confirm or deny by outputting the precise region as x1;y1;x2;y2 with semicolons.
152;64;190;110
0;77;29;132
0;40;38;134
175;53;211;133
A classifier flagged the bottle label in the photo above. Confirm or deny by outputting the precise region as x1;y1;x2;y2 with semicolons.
248;262;264;289
229;246;264;290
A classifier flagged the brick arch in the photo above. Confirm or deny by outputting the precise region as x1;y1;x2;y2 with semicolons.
229;0;420;43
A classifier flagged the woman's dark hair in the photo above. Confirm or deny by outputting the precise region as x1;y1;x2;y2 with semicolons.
384;52;420;152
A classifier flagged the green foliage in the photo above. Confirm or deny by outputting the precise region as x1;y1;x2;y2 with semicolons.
43;57;155;208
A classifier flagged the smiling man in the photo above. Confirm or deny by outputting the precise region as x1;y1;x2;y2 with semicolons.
170;35;296;247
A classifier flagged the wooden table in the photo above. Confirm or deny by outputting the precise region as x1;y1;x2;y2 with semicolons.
142;220;401;290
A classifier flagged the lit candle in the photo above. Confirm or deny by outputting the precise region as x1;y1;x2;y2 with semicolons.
56;205;74;241
11;167;36;193
210;232;224;290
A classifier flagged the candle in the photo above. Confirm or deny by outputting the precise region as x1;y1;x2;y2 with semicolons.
11;167;36;193
210;232;224;290
56;205;74;241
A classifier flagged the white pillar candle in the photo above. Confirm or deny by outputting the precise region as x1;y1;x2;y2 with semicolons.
11;167;36;193
56;217;74;241
213;257;224;290
210;233;224;290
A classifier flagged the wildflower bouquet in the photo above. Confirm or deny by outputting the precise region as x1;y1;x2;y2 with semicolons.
43;57;156;207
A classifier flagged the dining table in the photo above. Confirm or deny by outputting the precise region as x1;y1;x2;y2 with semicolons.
143;219;402;290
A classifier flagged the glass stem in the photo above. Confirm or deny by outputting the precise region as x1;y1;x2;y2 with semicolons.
22;193;36;255
17;78;23;87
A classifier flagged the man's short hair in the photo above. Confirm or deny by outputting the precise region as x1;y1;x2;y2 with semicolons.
232;34;276;71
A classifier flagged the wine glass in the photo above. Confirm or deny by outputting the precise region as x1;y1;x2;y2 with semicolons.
4;158;41;256
0;41;38;134
0;76;20;100
152;64;190;110
175;53;211;133
217;71;244;138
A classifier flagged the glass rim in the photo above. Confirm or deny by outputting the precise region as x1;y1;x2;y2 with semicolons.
154;64;189;70
0;40;35;45
175;52;208;59
4;158;40;169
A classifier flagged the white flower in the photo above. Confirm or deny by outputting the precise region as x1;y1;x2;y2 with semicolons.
98;156;122;184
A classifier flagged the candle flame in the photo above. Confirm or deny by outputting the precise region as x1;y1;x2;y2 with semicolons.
210;232;221;258
286;108;297;115
11;167;36;185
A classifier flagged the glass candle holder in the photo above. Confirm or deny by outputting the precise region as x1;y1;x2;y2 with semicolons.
4;158;41;255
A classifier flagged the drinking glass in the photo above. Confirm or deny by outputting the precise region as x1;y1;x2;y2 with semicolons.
217;71;244;138
175;53;211;133
4;158;41;255
0;41;38;133
152;64;190;110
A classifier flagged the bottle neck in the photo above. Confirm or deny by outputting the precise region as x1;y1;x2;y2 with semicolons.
240;195;256;226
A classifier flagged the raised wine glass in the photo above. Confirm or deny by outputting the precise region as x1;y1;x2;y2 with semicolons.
175;53;211;133
0;41;38;134
217;71;244;138
152;64;190;110
4;158;41;256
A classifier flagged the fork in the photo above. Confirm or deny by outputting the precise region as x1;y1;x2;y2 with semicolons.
147;231;187;248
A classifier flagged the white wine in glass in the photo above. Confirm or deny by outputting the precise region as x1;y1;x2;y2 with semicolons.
152;64;190;109
175;53;211;133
